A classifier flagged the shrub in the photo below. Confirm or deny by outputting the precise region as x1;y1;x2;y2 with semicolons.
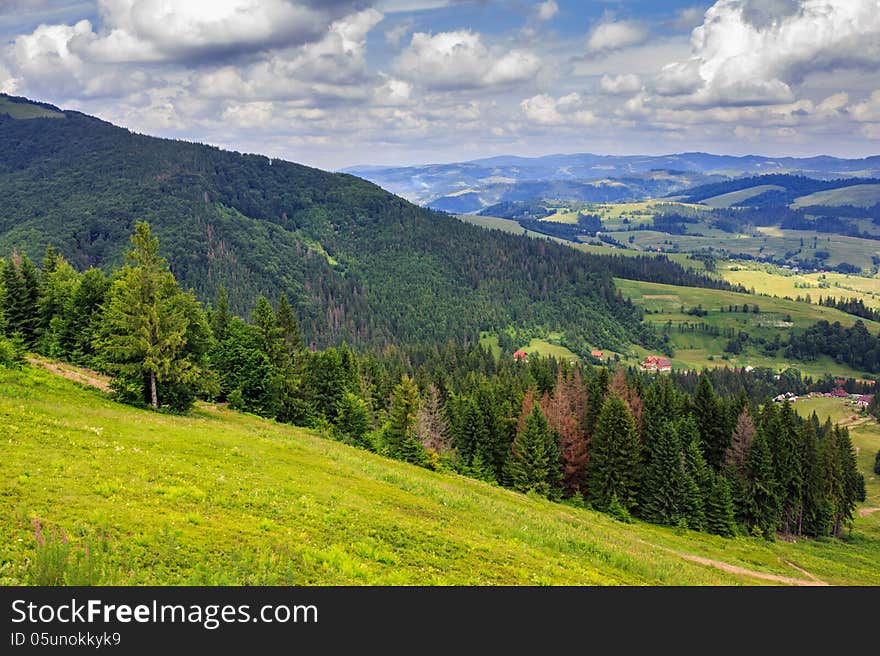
28;518;102;586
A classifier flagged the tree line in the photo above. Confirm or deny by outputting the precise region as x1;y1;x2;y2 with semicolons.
0;222;866;541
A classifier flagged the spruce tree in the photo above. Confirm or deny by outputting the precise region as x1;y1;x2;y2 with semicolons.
275;294;302;356
744;432;779;539
705;475;738;537
509;405;554;498
335;390;371;447
1;252;40;345
210;285;231;342
385;375;424;465
95;222;208;410
693;376;728;469
725;407;755;477
640;420;687;526
586;395;642;512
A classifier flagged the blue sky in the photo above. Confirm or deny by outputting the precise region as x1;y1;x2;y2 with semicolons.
1;1;878;169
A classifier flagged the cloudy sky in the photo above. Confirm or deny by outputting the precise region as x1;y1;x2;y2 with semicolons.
1;0;879;169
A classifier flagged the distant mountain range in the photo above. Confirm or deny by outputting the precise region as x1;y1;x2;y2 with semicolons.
343;153;880;213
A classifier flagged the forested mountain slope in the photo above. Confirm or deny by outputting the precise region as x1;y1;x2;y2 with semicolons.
0;94;647;351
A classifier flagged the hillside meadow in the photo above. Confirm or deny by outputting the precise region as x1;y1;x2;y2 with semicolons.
2;365;880;586
615;278;880;377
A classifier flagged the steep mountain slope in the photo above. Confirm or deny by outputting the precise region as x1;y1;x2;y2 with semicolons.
0;94;645;350
3;365;880;585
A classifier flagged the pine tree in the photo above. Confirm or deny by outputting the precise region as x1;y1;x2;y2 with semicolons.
725;407;755;477
584;367;610;437
335;390;371;447
509;405;555;498
95;222;208;410
1;252;40;345
586;395;642;512
774;401;804;534
744;432;779;539
385;375;424;465
275;294;302;357
705;475;738;537
416;383;451;455
798;420;828;536
210;285;231;342
640;420;688;526
693;375;728;469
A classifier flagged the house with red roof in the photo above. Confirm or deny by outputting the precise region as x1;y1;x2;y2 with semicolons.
641;355;672;372
513;349;529;362
590;350;603;359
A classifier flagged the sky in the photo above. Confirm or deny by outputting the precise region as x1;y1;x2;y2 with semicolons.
0;0;879;170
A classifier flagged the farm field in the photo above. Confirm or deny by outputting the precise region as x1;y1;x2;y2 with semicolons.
615;278;880;378
721;261;880;308
2;365;880;586
611;226;880;270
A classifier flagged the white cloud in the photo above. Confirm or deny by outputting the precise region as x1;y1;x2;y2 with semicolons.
80;0;363;63
385;18;414;46
520;92;596;126
850;90;880;123
536;1;558;22
654;0;880;107
393;30;541;90
599;73;641;95
669;6;706;31
586;19;649;54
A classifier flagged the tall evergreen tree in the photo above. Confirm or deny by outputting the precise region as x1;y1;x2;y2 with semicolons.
95;222;208;410
1;252;40;345
210;285;231;342
725;407;755;477
640;420;688;526
705;475;738;537
586;395;642;512
509;405;555;498
693;375;728;469
275;294;302;357
385;375;424;465
744;432;779;539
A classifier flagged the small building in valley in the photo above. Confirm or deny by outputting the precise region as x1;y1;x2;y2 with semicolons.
590;350;604;359
642;355;672;372
513;349;529;362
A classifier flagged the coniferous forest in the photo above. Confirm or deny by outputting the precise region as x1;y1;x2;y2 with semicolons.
0;223;865;541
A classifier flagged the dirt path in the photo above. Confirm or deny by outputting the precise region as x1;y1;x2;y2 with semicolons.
638;539;828;586
27;356;113;393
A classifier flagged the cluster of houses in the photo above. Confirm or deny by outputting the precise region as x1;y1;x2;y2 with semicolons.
641;355;672;373
772;390;874;407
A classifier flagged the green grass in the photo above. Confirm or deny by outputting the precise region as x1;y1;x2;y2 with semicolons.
615;278;880;377
0;97;64;120
701;185;786;208
3;365;880;585
722;261;880;309
522;337;579;361
793;184;880;209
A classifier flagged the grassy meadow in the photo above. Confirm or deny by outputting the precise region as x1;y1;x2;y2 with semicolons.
3;365;880;586
615;278;880;377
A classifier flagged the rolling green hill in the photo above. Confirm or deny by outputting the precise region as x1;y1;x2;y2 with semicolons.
616;278;880;376
701;185;786;208
0;94;647;352
3;364;880;586
792;184;880;209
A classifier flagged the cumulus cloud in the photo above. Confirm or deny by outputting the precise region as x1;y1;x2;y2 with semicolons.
393;30;541;90
536;1;558;22
78;0;363;64
850;90;880;123
586;19;649;54
520;92;596;126
385;18;414;46
654;0;880;107
599;73;641;95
